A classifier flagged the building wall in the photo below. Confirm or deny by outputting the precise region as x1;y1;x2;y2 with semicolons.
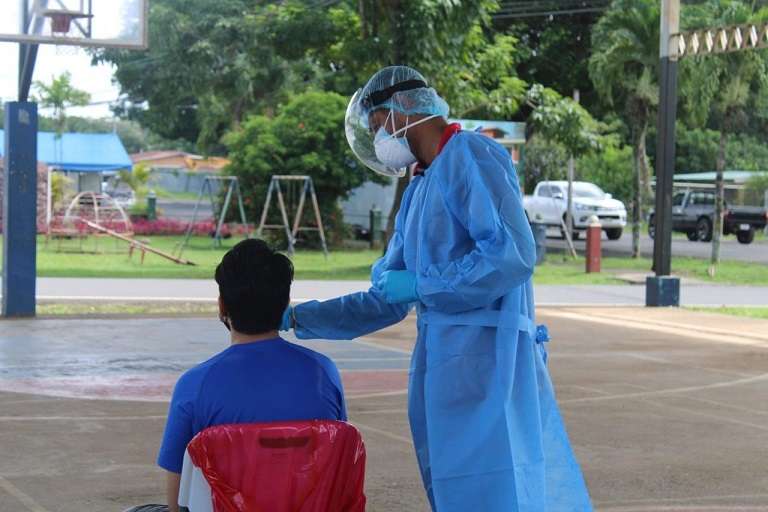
0;159;49;233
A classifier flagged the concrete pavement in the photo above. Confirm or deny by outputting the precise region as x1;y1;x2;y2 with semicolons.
2;308;768;510
10;277;768;306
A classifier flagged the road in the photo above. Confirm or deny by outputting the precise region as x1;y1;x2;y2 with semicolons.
6;277;767;307
545;229;768;263
157;199;215;222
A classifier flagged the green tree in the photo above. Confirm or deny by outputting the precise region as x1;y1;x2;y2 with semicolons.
224;91;386;247
589;0;659;258
578;145;634;205
680;0;768;274
97;0;321;151
118;162;152;204
508;10;603;113
101;0;531;242
674;126;768;172
522;137;568;189
745;172;768;206
526;84;608;243
32;72;91;134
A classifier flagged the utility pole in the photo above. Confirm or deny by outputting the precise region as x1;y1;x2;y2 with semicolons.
647;0;680;307
565;89;580;246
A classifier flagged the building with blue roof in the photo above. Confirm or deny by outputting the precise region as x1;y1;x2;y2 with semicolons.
0;131;132;230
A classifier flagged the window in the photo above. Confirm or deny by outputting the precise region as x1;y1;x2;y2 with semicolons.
673;193;686;207
572;183;606;199
538;185;551;198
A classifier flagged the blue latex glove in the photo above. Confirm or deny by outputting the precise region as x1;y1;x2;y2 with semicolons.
280;306;293;332
376;270;419;304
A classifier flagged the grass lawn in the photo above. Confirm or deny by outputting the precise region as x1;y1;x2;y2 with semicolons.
1;235;766;285
687;307;768;320
29;235;379;280
533;254;768;286
37;301;219;316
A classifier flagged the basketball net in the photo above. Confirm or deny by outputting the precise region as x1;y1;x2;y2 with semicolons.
49;12;81;56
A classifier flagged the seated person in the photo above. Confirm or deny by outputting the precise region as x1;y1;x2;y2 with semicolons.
127;239;346;512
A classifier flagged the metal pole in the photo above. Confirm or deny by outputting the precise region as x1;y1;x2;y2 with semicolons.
2;102;38;317
256;178;275;238
566;89;579;246
647;0;681;306
214;179;235;247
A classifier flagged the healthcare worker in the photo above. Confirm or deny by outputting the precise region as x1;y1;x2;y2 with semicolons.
283;66;592;511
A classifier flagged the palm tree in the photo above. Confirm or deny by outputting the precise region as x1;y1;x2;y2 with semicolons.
680;0;768;275
33;72;91;134
589;0;659;258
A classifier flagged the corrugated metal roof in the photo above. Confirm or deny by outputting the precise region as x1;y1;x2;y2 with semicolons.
673;171;768;184
0;130;132;172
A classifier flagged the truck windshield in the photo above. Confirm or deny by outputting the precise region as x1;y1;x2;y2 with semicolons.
572;183;606;199
673;193;686;206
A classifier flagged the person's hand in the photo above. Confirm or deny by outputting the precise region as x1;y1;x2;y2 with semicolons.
280;306;293;332
376;270;419;304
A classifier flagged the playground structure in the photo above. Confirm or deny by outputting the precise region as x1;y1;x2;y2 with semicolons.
257;175;329;256
47;191;195;265
173;176;251;258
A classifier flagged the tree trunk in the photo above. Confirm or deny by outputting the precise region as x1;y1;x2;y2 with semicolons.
566;153;574;249
710;130;726;275
358;0;368;38
630;120;647;259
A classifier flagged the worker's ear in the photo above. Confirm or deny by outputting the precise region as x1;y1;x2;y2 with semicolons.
218;296;231;332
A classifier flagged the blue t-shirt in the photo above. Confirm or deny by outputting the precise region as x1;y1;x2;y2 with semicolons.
157;337;346;473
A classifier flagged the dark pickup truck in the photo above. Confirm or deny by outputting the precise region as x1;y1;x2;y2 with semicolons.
649;190;768;244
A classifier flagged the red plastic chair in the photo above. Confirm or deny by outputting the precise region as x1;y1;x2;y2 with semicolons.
181;420;366;512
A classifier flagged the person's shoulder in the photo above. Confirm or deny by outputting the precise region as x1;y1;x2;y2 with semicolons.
282;341;342;381
436;131;513;187
453;130;510;159
174;349;231;395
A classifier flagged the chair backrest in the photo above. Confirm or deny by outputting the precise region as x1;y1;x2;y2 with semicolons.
179;420;366;512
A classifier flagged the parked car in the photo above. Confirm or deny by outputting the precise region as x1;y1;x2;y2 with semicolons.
648;189;768;244
523;181;628;240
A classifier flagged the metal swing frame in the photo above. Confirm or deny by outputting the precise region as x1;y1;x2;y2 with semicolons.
175;176;250;257
256;175;328;257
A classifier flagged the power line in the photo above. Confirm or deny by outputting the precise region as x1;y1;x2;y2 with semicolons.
494;0;610;19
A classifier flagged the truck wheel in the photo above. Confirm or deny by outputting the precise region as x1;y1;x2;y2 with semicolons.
648;215;655;239
605;228;623;240
561;216;580;240
686;231;699;241
736;228;755;244
697;217;713;242
561;227;580;240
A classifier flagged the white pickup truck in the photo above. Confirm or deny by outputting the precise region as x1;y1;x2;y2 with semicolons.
523;181;627;240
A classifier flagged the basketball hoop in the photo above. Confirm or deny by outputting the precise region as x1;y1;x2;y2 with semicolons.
41;9;92;37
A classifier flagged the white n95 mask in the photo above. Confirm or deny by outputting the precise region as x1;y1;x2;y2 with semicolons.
373;113;440;170
374;127;417;169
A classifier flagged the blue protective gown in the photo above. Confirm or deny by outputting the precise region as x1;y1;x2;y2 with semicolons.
294;131;593;511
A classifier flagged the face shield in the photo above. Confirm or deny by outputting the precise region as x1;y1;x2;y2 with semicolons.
344;66;450;178
345;88;406;178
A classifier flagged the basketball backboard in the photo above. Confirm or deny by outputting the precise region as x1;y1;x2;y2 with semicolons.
0;0;148;49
